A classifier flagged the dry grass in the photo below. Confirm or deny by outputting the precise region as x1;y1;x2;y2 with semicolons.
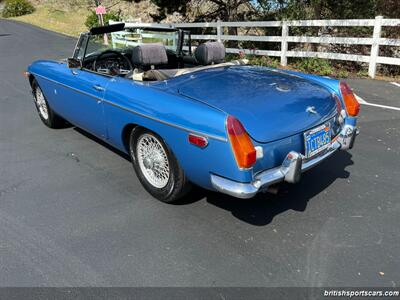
6;0;158;37
10;5;90;37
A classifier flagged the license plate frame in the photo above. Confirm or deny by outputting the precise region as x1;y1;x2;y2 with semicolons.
304;123;331;158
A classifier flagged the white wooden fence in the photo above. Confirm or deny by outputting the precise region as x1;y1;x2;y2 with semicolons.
110;17;400;78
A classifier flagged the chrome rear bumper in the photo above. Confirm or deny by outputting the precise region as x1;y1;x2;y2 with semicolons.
211;124;358;199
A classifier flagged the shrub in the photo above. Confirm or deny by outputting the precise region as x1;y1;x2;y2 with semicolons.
225;53;241;61
247;55;280;68
85;11;121;29
336;70;349;78
356;69;369;78
225;52;280;68
2;0;34;18
295;58;334;76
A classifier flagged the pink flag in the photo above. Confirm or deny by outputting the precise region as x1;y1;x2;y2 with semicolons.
95;5;106;15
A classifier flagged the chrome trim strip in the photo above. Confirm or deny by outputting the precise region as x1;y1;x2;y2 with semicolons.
102;99;227;142
32;73;103;100
31;73;227;142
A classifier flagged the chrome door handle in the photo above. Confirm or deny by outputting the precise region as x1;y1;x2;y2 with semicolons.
92;85;105;92
71;69;78;75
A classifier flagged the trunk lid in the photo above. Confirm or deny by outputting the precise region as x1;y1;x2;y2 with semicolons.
174;66;337;143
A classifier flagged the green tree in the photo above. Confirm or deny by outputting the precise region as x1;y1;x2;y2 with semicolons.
85;10;121;28
280;0;377;20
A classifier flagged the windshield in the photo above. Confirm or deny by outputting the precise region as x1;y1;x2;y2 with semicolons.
81;28;180;59
71;25;223;81
113;28;179;50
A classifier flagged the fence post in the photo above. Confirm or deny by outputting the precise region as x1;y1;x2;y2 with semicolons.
217;19;222;42
368;16;383;78
280;21;288;66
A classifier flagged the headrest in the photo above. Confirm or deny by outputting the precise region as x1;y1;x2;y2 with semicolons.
132;43;168;67
195;42;225;65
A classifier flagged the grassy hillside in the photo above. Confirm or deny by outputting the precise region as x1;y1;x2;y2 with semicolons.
10;4;89;36
4;0;158;37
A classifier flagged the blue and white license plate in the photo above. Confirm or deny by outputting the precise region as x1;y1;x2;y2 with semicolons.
304;124;331;158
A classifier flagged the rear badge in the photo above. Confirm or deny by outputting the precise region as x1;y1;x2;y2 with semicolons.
306;106;317;114
275;84;290;92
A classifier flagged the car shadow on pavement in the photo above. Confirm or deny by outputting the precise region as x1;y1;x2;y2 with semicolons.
183;151;353;226
74;127;131;161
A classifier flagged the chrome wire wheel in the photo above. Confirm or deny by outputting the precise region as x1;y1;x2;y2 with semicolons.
35;87;49;120
136;133;170;189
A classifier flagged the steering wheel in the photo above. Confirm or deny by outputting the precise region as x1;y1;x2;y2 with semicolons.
93;50;133;75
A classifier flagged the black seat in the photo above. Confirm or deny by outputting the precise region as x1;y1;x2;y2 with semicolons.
194;41;225;65
137;41;227;81
131;43;168;71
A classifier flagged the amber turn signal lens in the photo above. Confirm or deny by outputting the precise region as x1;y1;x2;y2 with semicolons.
339;81;360;117
227;116;256;169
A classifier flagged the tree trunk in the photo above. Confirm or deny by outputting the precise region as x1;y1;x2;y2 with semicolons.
226;0;239;48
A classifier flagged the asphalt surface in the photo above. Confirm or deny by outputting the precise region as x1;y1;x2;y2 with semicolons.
0;19;399;288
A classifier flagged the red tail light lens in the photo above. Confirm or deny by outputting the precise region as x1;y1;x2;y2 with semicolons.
227;116;256;169
339;81;360;117
333;94;342;114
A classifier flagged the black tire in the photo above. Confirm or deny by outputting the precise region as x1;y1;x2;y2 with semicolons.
31;79;66;128
129;127;191;203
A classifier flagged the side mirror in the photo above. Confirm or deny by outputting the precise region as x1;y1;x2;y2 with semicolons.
67;57;82;69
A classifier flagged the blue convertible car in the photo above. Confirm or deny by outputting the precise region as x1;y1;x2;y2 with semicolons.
26;23;360;203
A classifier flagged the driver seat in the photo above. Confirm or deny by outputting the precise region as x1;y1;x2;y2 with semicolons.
131;43;168;71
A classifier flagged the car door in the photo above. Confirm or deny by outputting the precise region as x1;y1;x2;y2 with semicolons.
52;65;111;139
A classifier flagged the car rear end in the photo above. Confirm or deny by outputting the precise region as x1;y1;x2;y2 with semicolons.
210;80;360;199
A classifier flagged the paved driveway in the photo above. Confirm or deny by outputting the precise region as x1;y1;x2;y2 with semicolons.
0;20;399;287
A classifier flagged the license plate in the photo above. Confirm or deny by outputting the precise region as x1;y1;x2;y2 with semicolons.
304;124;331;158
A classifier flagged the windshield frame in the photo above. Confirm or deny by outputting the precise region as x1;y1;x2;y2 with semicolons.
72;24;190;65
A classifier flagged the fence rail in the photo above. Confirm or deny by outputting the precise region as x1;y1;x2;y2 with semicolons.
110;17;400;78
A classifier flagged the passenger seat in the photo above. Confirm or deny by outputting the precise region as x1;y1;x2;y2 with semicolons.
194;41;225;65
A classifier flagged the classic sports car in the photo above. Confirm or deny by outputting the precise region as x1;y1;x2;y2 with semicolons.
26;23;360;203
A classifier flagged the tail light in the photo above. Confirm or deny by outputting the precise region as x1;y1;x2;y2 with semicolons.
226;116;256;169
339;81;360;117
333;93;342;114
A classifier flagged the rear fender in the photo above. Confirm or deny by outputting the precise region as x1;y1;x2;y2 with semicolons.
275;69;341;95
102;79;254;189
276;68;358;125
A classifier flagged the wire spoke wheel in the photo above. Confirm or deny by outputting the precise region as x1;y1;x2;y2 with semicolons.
130;128;191;203
136;133;170;188
35;87;49;120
